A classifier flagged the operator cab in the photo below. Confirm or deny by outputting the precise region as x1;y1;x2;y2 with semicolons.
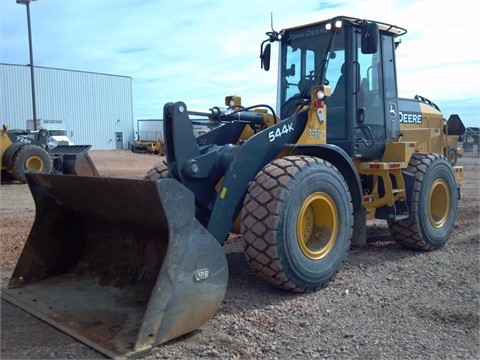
261;17;407;160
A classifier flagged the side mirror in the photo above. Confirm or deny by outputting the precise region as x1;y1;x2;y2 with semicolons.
361;21;379;54
261;43;271;71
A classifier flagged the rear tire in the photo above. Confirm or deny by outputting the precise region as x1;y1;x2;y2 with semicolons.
445;146;458;166
132;144;148;154
241;156;353;292
11;144;52;183
388;153;458;250
144;161;169;181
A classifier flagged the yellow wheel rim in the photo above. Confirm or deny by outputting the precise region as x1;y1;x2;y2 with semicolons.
428;179;450;228
297;192;338;260
25;156;44;172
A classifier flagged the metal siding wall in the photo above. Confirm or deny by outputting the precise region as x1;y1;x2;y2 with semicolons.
0;64;134;149
0;65;32;127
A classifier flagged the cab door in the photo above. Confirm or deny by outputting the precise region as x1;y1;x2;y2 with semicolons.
355;30;400;159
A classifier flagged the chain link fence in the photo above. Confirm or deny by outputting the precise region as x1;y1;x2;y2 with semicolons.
461;127;480;158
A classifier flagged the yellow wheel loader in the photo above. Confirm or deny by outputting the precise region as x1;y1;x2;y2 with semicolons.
2;16;463;358
1;124;99;182
130;132;165;155
1;124;52;182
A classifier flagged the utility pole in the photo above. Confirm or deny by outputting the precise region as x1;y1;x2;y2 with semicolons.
17;0;38;130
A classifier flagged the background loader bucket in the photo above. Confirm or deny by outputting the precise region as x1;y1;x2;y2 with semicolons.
2;174;228;359
49;145;100;177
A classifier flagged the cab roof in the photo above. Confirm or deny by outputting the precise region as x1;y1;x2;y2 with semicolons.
285;15;407;38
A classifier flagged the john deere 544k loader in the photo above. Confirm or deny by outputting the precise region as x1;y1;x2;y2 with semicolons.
2;16;463;358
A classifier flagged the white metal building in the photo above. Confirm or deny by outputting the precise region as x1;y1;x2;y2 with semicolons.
1;63;134;150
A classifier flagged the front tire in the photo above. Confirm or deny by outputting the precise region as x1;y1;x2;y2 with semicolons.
388;153;458;250
144;161;170;181
11;144;52;183
241;156;353;292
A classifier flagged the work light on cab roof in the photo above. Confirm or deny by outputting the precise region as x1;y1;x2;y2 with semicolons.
325;18;343;30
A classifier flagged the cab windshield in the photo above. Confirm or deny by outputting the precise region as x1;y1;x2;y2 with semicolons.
279;23;345;118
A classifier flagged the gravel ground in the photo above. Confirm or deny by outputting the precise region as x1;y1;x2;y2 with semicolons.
1;150;479;360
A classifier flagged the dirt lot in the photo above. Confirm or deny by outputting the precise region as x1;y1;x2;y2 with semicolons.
1;150;479;359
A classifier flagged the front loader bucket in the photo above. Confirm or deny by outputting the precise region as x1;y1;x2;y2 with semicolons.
2;174;228;359
49;145;100;177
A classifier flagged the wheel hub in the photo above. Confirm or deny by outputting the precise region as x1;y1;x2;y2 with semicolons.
25;156;44;171
428;179;450;228
297;192;338;260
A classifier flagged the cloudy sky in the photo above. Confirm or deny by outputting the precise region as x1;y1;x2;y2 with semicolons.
1;0;479;127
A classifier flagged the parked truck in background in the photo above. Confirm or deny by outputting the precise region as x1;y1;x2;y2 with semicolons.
26;119;73;149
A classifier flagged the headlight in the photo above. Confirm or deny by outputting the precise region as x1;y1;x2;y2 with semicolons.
316;89;325;100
